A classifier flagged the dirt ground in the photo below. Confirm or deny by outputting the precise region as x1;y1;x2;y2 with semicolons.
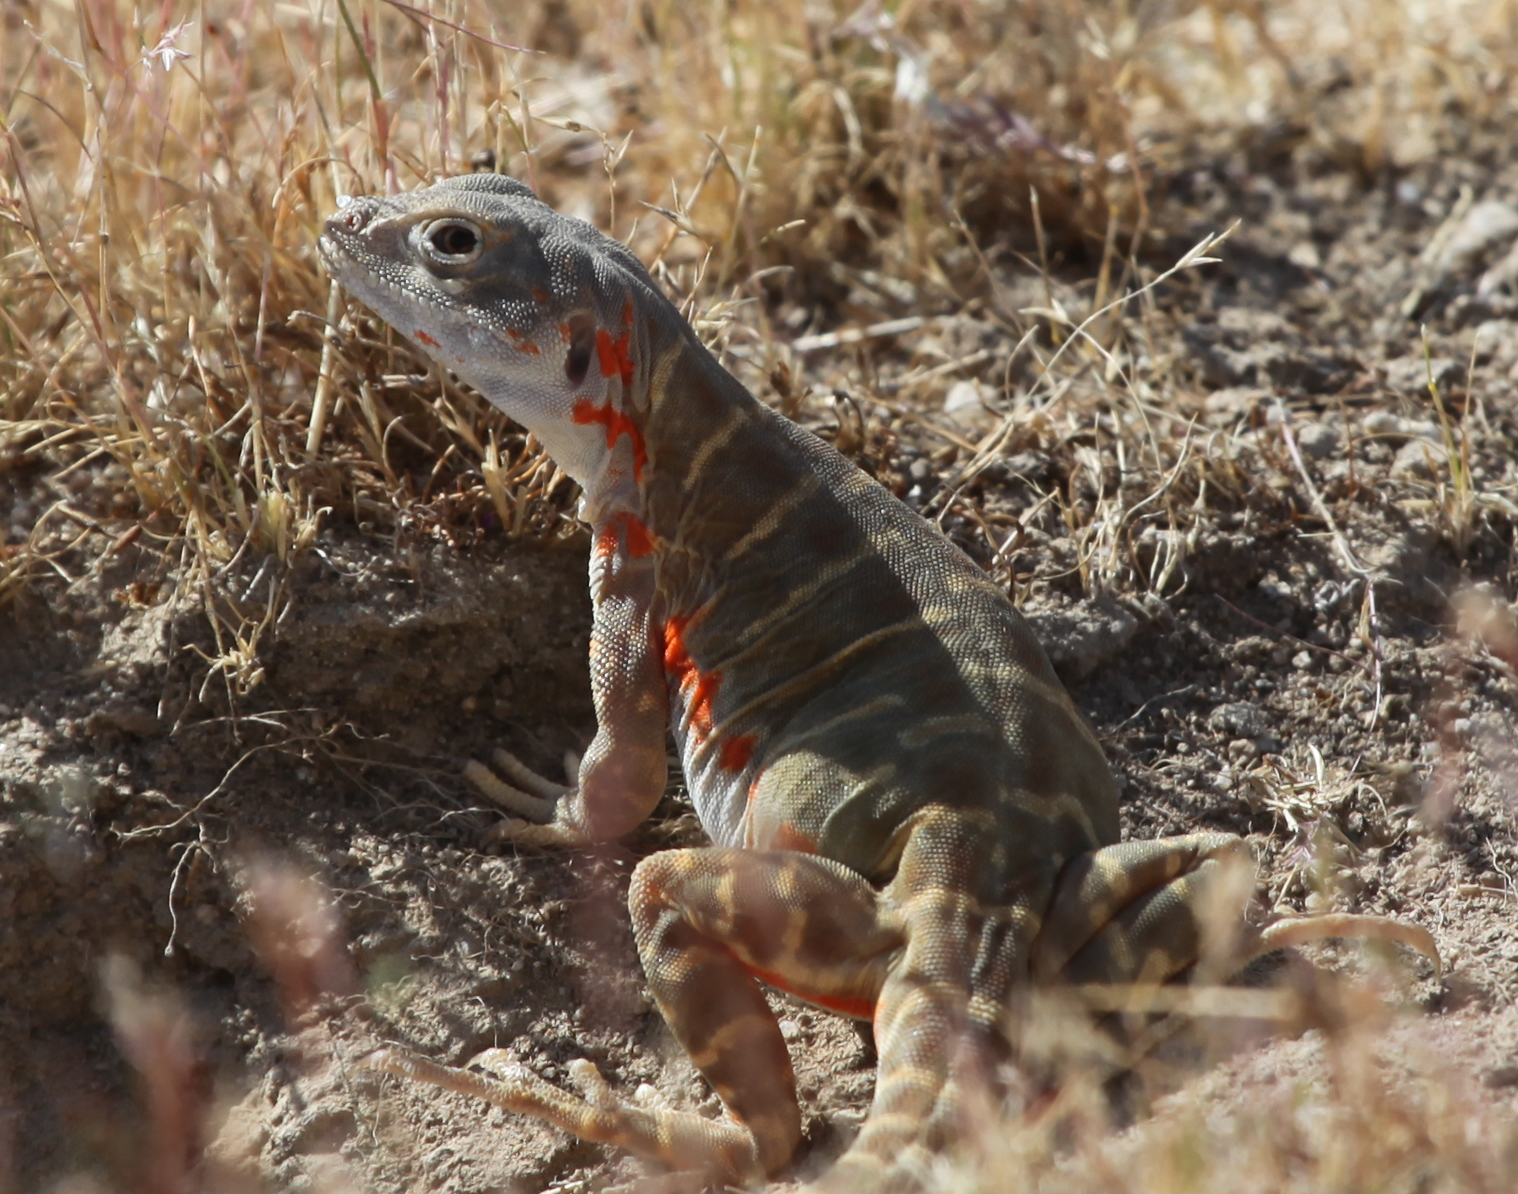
6;68;1518;1194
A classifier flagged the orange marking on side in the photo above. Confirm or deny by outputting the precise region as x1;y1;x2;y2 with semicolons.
745;963;875;1021
531;287;551;305
662;615;691;673
596;327;635;391
719;735;756;772
773;822;817;854
662;615;721;739
572;398;647;481
415;330;440;348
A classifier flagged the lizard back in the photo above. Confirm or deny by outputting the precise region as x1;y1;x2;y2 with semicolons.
638;336;1118;883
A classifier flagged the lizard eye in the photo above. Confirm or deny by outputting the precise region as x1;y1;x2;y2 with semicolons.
564;313;596;388
419;218;483;266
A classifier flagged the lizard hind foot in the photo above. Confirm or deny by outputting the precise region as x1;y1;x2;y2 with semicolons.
1253;913;1443;977
361;1045;765;1186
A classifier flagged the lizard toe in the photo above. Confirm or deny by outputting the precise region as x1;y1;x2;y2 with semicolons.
464;758;561;821
492;746;574;799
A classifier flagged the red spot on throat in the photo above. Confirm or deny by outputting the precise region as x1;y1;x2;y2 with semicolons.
415;329;440;348
572;398;647;481
773;822;817;854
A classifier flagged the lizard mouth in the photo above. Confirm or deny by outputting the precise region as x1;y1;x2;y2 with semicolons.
315;232;350;286
317;219;365;283
318;198;381;274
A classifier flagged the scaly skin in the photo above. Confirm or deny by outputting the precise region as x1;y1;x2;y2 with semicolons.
318;174;1438;1190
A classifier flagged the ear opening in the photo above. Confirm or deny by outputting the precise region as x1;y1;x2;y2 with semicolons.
564;312;597;388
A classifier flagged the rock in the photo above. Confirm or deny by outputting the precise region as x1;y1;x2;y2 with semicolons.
1288;241;1322;270
1360;411;1443;443
1208;701;1269;739
943;379;994;426
1025;597;1140;681
1203;386;1270;425
1256;577;1295;603
1402;197;1518;315
1474;319;1518;368
1391;437;1451;479
1438;199;1518;275
1382;356;1460;394
1293;420;1341;460
1477;239;1518;298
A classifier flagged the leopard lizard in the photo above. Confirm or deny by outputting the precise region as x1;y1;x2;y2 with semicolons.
318;173;1438;1191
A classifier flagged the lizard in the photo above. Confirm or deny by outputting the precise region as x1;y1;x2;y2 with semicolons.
317;173;1439;1191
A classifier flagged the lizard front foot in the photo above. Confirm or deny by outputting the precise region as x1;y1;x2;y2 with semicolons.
466;748;590;847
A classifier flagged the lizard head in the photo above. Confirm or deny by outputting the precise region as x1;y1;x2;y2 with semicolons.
319;173;664;493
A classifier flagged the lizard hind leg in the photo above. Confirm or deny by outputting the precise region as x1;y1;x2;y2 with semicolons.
1031;832;1442;990
816;808;1046;1194
1031;834;1257;988
629;847;907;1182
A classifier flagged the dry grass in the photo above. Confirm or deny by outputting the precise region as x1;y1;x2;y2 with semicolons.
944;1009;1518;1194
4;0;1518;1191
5;0;1516;620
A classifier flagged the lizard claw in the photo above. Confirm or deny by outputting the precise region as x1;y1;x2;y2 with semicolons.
567;1058;618;1108
363;1043;761;1185
468;748;595;846
467;1047;520;1080
464;759;557;820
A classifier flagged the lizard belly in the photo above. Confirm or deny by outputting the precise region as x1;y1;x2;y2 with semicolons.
675;716;754;849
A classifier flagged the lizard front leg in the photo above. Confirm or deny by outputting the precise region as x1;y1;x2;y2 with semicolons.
469;514;669;847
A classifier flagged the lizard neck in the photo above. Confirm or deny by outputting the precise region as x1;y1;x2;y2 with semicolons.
576;449;644;526
467;323;656;528
637;331;776;550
